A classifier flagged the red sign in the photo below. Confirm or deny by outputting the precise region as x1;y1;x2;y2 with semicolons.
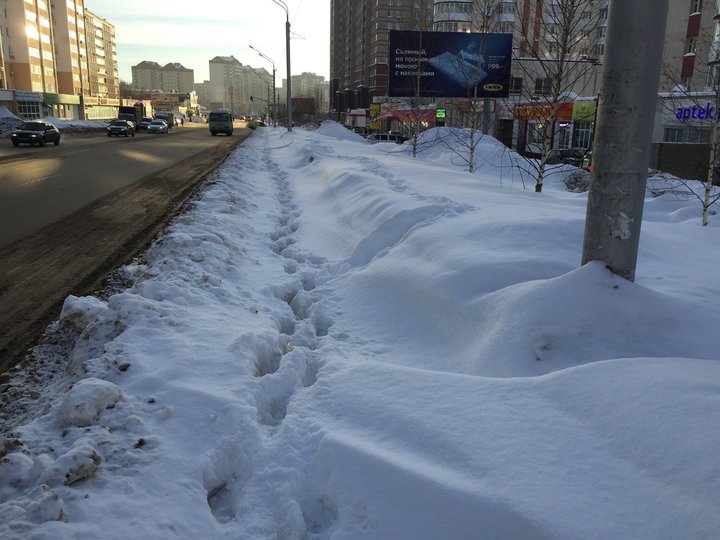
514;102;573;121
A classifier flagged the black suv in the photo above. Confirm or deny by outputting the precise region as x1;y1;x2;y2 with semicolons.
106;120;136;137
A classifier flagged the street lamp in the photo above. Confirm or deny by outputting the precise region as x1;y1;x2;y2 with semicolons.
270;0;292;131
250;45;277;127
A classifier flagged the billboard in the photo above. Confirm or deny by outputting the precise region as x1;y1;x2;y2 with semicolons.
388;31;512;98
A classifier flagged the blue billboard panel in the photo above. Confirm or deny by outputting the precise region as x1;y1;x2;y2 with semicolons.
388;31;513;98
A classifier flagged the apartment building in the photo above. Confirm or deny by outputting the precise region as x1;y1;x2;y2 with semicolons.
0;0;119;119
208;55;243;111
194;80;210;110
132;61;195;94
160;63;194;94
132;61;162;91
208;55;272;117
84;10;119;99
1;0;60;117
329;0;435;113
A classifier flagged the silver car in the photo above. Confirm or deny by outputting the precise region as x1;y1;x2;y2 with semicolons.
147;120;169;134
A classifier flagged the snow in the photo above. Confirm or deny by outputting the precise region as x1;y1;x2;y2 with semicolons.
1;121;719;539
0;107;22;138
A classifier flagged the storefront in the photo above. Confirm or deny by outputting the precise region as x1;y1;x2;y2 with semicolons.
14;91;44;119
513;99;599;156
514;102;574;156
1;90;88;120
42;93;81;119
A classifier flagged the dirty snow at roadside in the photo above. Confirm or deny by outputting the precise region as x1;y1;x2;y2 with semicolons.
1;122;719;540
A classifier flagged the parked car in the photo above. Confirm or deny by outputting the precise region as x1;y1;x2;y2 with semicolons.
106;119;136;137
147;120;169;134
546;148;584;167
247;118;266;129
137;116;153;131
366;133;403;144
388;130;408;142
10;121;61;147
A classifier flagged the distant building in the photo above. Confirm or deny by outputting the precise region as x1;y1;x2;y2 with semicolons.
131;61;162;91
194;80;211;110
279;72;329;114
160;62;194;94
208;55;272;116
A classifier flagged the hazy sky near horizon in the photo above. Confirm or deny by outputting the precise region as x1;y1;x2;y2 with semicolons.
85;0;330;83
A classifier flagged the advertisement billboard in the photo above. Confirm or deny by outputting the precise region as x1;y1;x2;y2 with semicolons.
388;31;512;98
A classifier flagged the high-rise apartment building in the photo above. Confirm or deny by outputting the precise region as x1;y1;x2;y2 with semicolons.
329;0;435;112
132;61;163;91
84;10;119;98
661;0;715;92
0;0;119;119
160;63;194;94
2;0;60;95
132;61;195;94
208;55;244;111
208;55;272;116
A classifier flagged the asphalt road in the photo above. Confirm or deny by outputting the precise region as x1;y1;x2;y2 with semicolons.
0;123;241;247
0;121;252;377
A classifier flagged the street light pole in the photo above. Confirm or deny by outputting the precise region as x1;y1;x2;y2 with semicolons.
250;45;277;127
271;0;292;131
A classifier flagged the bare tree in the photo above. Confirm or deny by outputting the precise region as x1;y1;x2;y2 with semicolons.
386;0;439;158
505;0;604;192
438;0;505;172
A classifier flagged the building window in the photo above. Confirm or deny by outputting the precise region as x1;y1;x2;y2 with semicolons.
510;76;523;94
17;100;42;119
664;128;682;142
686;37;696;54
499;21;513;33
499;2;515;14
534;77;552;95
664;127;711;143
528;122;545;144
690;0;702;13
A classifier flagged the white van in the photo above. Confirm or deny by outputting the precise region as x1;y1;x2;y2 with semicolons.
366;133;402;144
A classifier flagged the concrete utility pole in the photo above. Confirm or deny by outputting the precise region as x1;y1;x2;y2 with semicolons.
581;0;669;281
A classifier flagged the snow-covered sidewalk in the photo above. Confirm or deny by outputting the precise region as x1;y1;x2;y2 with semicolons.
1;123;719;539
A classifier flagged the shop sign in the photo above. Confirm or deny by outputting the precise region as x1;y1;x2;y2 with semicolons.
572;100;597;121
675;102;717;122
15;91;42;102
515;102;572;121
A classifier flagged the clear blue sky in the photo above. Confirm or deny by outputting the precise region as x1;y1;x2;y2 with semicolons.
85;0;330;83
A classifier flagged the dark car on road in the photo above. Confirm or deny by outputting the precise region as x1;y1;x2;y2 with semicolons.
10;121;61;147
546;148;584;167
137;116;153;131
106;120;136;137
